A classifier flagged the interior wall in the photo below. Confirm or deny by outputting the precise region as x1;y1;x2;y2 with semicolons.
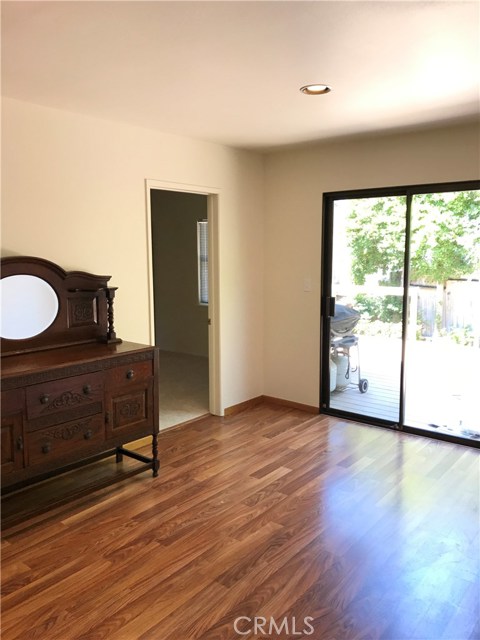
150;190;208;357
1;97;265;414
263;122;480;408
4;99;477;414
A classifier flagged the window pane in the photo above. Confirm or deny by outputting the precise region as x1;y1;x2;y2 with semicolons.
329;196;407;423
404;189;480;440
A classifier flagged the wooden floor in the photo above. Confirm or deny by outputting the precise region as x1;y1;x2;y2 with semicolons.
1;404;479;640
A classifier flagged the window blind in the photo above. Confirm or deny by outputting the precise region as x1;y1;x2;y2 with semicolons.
197;220;208;305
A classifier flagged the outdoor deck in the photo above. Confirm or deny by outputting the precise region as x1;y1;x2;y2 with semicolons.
330;336;480;442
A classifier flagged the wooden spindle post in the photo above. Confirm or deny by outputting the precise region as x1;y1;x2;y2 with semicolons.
104;286;121;344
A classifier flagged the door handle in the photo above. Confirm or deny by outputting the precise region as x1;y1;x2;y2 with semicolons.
323;296;336;317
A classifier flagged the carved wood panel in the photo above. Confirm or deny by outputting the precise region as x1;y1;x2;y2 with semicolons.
67;294;99;328
1;414;24;475
107;382;153;438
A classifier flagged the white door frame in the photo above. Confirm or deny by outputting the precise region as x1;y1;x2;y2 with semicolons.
145;179;221;416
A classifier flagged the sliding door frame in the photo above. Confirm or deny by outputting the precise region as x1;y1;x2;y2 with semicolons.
321;179;480;448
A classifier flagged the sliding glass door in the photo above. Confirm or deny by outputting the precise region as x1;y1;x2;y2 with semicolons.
404;190;480;440
325;195;407;424
321;181;480;446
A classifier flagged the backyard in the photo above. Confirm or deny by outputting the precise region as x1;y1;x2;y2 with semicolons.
330;334;480;440
329;189;480;442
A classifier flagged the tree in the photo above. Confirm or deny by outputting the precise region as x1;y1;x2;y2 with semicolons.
347;190;480;286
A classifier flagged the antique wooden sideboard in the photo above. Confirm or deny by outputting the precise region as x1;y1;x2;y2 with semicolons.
1;256;159;494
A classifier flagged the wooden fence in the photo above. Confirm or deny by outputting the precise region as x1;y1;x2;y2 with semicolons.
414;279;479;342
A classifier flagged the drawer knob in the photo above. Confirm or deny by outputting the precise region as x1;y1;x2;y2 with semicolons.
84;429;93;440
16;436;24;451
40;393;50;405
83;384;92;395
126;369;135;380
42;442;52;454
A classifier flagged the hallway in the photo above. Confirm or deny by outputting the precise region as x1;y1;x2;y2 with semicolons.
159;350;209;430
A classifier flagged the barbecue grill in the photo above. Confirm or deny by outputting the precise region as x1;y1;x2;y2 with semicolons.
330;303;368;394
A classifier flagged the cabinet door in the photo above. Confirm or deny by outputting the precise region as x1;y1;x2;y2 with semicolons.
106;381;154;439
1;413;24;476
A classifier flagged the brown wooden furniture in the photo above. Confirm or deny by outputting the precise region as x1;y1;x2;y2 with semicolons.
1;256;159;493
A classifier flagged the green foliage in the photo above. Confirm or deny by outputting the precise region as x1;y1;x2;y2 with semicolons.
348;196;406;285
354;294;403;323
439;326;476;347
355;318;403;338
347;190;480;286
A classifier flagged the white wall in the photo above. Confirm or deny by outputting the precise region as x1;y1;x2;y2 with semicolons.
1;97;265;413
3;98;478;414
263;123;480;408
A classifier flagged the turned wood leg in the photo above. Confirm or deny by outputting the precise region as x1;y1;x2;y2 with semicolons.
152;432;159;477
115;447;123;463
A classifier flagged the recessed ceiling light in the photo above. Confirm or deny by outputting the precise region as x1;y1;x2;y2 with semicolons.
300;84;332;95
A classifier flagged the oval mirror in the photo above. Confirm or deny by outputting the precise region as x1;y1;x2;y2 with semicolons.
0;275;59;340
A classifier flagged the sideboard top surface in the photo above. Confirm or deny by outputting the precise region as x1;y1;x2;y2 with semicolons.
1;341;157;382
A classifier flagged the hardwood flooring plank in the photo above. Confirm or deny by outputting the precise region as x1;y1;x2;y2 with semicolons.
136;580;229;640
195;534;336;639
1;405;478;640
1;559;112;638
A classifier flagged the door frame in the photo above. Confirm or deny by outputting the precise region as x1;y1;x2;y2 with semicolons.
320;179;480;447
145;179;221;416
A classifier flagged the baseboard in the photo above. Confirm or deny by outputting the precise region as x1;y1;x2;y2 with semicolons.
160;413;211;432
224;396;264;416
224;395;319;417
130;398;319;441
262;395;319;414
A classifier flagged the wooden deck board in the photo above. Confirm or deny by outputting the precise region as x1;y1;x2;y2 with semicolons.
330;336;480;440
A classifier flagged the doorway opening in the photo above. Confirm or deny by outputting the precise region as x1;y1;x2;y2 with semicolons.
321;180;480;447
149;187;213;430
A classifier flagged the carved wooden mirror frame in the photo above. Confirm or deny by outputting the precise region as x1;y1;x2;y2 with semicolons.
1;256;121;356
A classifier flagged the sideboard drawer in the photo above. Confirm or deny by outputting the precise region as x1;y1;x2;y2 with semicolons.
105;360;153;387
27;413;105;466
26;372;104;421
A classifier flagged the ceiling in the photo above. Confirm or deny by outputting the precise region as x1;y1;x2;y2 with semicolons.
2;1;479;151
